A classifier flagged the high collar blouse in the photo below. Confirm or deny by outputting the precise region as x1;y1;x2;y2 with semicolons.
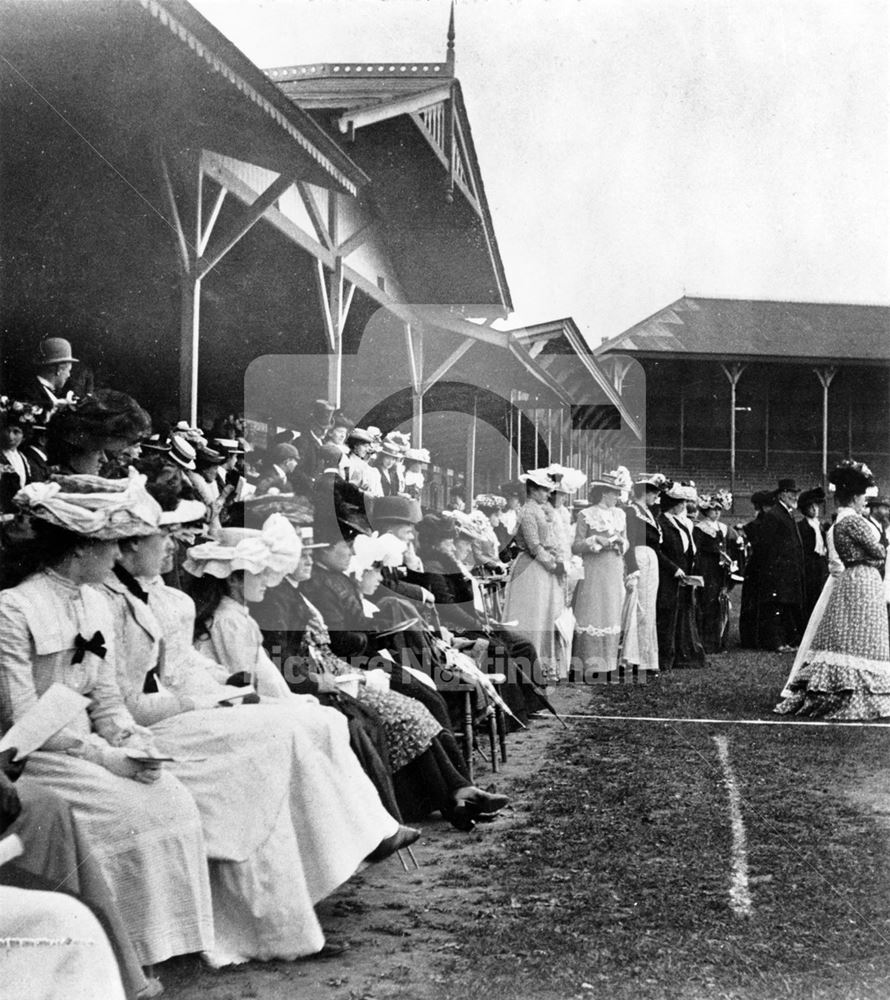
0;569;134;753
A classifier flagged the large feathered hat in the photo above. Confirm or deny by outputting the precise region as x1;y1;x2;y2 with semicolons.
828;459;875;495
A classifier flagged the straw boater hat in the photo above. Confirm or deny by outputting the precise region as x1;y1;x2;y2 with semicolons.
588;471;623;491
14;470;161;540
168;433;197;471
183;514;302;587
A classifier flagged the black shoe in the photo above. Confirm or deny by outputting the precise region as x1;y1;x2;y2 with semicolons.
453;787;509;815
366;825;421;863
302;939;350;960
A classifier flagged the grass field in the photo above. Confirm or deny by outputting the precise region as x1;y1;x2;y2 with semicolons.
437;650;890;1000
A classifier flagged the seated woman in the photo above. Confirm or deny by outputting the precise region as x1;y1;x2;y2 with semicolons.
414;512;547;724
0;473;214;975
1;749;153;999
252;525;509;831
45;390;151;476
103;496;413;965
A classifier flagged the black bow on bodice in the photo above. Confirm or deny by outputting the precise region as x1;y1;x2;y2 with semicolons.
71;631;107;664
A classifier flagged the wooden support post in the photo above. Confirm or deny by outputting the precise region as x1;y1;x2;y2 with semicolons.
547;408;553;466
516;391;527;475
533;405;540;467
764;382;770;471
721;363;747;501
815;366;837;494
405;323;424;446
679;384;685;469
467;395;478;501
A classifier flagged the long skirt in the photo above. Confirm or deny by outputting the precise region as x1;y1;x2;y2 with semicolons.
19;752;214;966
7;783;149;997
503;553;565;680
775;565;890;720
0;885;126;1000
698;552;730;653
150;702;397;966
624;547;659;671
572;550;624;673
657;579;707;670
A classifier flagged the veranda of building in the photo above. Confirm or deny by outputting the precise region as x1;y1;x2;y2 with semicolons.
0;0;637;503
596;296;890;513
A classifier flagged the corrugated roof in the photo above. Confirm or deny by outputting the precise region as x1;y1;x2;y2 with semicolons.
596;297;890;363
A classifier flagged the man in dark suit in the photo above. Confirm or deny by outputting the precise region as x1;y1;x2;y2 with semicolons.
27;338;78;412
738;489;777;648
757;478;806;652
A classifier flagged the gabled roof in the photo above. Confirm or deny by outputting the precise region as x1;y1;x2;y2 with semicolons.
265;55;512;312
509;318;642;439
0;0;369;195
596;296;890;365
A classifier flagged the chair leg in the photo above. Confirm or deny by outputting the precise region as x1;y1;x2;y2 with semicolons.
496;706;508;764
463;690;474;783
488;710;499;772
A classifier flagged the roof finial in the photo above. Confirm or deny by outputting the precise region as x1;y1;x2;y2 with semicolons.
446;1;455;73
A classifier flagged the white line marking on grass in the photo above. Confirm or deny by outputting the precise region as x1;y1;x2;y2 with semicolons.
561;713;890;728
712;734;752;917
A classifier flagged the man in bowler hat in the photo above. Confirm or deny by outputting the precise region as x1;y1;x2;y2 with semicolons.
757;478;806;651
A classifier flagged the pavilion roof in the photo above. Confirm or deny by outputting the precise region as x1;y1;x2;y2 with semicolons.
265;37;512;313
595;297;890;365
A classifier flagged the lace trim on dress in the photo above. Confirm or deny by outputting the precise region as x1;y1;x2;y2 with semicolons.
575;624;622;637
804;649;890;674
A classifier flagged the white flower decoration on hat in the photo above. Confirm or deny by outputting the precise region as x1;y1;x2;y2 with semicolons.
183;513;301;587
15;469;161;540
348;532;407;579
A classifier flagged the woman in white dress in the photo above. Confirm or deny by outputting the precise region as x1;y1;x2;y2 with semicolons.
572;472;628;676
0;473;214;972
103;496;410;965
502;468;565;683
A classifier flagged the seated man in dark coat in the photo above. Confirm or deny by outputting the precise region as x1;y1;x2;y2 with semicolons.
757;478;806;652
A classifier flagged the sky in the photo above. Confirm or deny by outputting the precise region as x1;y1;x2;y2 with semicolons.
191;0;890;346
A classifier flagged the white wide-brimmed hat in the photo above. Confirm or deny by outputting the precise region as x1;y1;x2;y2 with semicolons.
183;513;302;587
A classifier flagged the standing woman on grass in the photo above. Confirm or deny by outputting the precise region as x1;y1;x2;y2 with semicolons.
572;472;628;676
502;468;565;683
775;460;890;720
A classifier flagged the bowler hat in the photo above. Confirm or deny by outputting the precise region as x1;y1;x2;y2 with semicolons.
776;478;800;493
271;443;300;464
370;495;422;526
35;337;78;366
866;495;890;508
